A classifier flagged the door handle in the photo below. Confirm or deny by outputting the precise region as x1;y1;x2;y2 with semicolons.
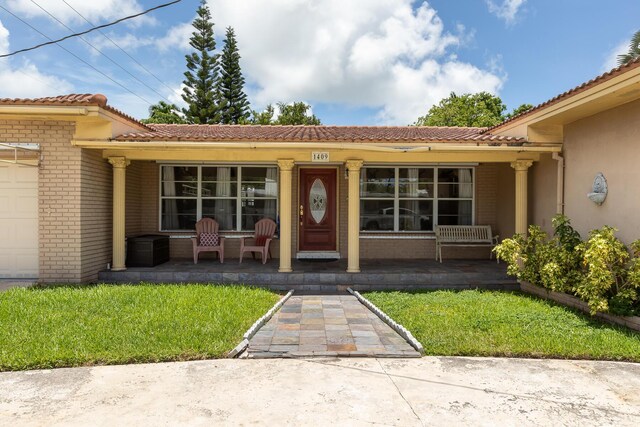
299;204;304;225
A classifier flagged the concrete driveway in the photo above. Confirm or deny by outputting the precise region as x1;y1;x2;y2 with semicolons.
1;357;639;426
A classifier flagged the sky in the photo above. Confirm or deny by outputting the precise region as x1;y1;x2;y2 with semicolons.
0;0;638;125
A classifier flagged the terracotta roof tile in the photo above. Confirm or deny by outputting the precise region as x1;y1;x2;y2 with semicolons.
486;56;640;133
0;93;151;131
115;124;525;144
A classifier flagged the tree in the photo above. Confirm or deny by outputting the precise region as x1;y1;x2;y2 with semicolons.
181;0;220;124
141;101;186;124
218;27;250;124
248;104;275;125
275;102;321;125
617;30;640;66
414;92;506;127
248;102;322;125
505;103;534;120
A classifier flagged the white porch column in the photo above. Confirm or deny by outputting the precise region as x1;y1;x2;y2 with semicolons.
346;160;364;273
511;160;533;235
108;156;130;271
277;159;295;272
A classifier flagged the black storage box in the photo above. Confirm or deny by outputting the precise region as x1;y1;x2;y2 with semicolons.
127;235;170;267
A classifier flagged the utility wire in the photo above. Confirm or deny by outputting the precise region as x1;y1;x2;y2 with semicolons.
0;7;153;106
29;0;171;104
61;0;177;95
0;0;181;59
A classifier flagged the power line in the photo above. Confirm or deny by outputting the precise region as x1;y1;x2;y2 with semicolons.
61;0;177;95
0;6;153;106
0;0;182;59
29;0;172;104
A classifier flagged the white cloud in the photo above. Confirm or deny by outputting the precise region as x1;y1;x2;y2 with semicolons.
602;39;629;72
0;19;73;98
171;0;503;124
155;23;192;52
5;0;151;26
87;33;155;54
486;0;527;25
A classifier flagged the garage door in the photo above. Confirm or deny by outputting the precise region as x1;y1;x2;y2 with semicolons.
0;163;38;278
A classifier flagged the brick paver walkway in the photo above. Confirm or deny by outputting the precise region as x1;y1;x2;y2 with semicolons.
247;294;420;358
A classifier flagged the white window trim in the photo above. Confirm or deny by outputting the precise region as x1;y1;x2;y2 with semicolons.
159;164;279;232
360;166;475;233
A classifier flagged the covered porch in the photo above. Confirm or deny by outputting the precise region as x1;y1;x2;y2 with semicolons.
73;125;560;282
98;258;516;291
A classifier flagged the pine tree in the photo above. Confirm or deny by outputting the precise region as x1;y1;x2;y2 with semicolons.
218;27;250;124
181;0;220;124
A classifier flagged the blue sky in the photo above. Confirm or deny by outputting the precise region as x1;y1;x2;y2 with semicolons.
0;0;638;125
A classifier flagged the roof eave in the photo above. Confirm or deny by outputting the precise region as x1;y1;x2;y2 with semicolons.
73;139;556;152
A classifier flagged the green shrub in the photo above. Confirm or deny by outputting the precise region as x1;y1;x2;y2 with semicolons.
577;228;640;315
494;216;581;293
495;215;640;316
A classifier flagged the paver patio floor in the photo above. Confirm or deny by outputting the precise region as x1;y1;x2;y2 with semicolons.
247;294;420;358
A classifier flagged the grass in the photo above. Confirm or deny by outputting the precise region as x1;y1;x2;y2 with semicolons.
0;283;280;371
364;290;640;362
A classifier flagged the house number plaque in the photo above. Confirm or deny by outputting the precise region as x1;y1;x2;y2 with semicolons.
311;152;329;162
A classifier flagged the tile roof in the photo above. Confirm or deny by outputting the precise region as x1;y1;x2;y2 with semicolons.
0;93;152;131
486;56;640;133
115;124;525;144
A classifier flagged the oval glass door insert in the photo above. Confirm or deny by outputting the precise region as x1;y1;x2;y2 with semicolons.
309;178;327;224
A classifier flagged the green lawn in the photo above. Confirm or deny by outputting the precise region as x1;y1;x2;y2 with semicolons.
0;284;279;371
364;290;640;362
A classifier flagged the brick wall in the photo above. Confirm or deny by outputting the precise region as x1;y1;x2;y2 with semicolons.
0;120;89;282
80;148;111;281
0;120;147;282
359;162;500;259
135;162;503;261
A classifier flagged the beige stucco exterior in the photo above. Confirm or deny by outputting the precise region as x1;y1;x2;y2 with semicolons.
561;99;640;243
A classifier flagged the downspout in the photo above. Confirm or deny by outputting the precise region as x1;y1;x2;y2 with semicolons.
552;152;564;215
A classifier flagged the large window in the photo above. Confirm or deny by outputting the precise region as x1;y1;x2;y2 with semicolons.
360;167;473;232
160;165;278;231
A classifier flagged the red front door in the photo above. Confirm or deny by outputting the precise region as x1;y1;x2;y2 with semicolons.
299;168;337;251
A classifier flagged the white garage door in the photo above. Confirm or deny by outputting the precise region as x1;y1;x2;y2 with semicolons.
0;163;38;278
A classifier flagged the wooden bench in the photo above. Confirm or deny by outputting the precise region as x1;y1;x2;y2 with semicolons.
435;225;499;263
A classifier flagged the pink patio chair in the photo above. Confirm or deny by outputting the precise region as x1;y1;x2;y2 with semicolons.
192;218;225;264
239;218;277;264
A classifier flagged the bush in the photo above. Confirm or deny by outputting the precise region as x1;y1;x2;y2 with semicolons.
494;215;640;316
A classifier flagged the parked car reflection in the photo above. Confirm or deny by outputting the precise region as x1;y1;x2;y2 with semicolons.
362;207;431;231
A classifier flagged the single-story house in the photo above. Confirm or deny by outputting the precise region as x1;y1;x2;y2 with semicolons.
1;58;639;283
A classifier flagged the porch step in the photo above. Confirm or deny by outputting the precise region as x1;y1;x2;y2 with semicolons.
97;259;518;292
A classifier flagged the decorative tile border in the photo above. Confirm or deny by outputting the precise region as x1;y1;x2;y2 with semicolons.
228;289;295;358
347;288;425;355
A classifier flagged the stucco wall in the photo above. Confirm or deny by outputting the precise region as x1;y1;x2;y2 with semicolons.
496;163;515;239
528;153;558;235
563;99;640;244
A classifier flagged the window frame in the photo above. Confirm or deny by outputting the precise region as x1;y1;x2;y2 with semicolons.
158;164;279;232
360;166;475;233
